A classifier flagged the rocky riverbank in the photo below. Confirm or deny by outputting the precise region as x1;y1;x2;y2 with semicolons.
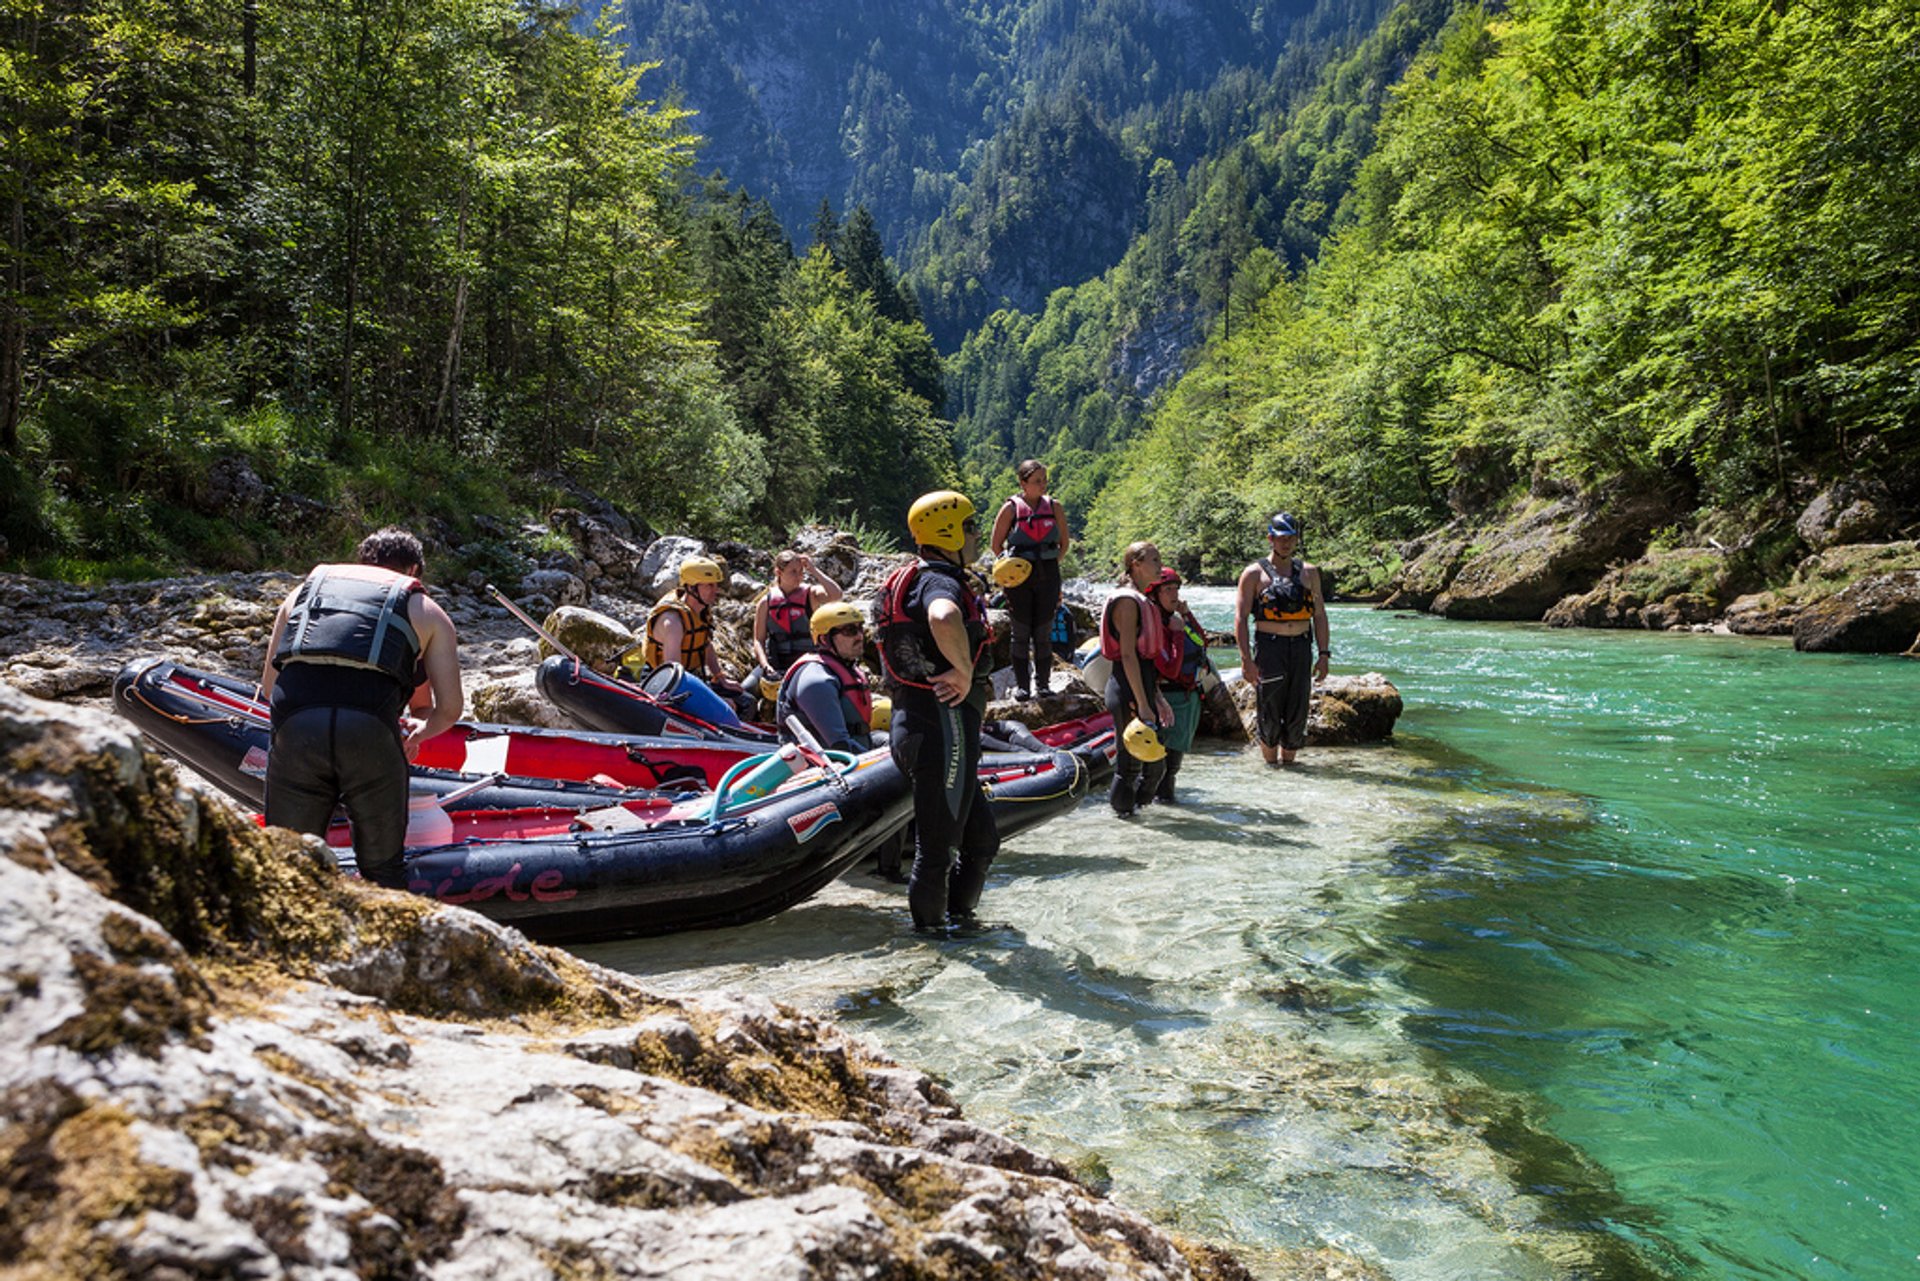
0;519;1402;747
1378;474;1920;655
4;686;1343;1278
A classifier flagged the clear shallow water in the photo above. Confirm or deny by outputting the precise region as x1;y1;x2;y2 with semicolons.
578;596;1920;1279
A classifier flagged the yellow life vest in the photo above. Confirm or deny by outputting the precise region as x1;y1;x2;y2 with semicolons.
643;592;713;672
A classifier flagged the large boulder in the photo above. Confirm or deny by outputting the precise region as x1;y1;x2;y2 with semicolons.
786;525;866;594
0;684;1270;1281
549;506;651;587
1723;591;1803;636
1795;480;1897;551
467;671;578;729
639;534;708;599
1792;570;1920;653
1425;478;1688;621
540;604;638;668
1222;672;1402;746
1379;524;1473;612
1545;547;1732;630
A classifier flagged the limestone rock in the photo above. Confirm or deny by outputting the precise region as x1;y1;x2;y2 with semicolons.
640;535;709;599
1795;480;1897;551
1379;525;1472;612
1545;547;1732;630
1723;591;1801;635
0;683;1260;1281
545;506;654;591
1425;478;1687;621
467;671;577;729
1791;570;1920;653
785;526;865;594
1221;672;1402;746
984;684;1105;727
521;567;588;609
540;604;638;668
1308;674;1404;745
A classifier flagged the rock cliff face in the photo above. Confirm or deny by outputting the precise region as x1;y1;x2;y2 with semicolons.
1;686;1268;1279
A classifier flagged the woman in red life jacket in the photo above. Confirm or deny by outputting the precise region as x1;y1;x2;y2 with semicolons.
259;526;462;889
1099;541;1176;815
989;459;1069;700
749;549;844;703
1148;566;1210;804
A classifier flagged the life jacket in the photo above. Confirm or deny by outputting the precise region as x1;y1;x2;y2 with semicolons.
876;558;989;690
1155;609;1207;690
643;591;713;672
1004;494;1062;560
776;648;875;748
763;584;814;672
1050;602;1074;647
1099;585;1169;664
271;563;422;686
1255;557;1315;623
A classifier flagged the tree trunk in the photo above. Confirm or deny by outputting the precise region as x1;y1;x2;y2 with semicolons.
2;194;25;455
432;167;473;441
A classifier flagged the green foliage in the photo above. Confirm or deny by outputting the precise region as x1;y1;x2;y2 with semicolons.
1088;0;1920;581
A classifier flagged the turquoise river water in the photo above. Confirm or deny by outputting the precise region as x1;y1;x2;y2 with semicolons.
579;593;1920;1279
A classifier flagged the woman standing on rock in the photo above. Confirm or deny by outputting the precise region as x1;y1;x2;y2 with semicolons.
1235;512;1330;766
747;550;843;703
989;460;1069;700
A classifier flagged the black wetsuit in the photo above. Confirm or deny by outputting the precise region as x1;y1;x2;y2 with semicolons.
268;664;412;887
887;558;1000;928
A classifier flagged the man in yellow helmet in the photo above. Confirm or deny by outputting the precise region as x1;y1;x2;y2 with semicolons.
775;600;879;754
875;490;1001;931
640;556;753;714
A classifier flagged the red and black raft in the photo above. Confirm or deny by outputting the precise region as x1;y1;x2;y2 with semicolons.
537;652;1116;791
112;658;915;942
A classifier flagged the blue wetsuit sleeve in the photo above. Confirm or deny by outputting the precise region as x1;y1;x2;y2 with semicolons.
790;665;861;754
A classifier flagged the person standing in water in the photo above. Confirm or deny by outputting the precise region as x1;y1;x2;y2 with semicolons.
260;527;463;888
1100;541;1175;815
989;460;1069;700
1149;567;1209;803
1234;512;1330;766
876;490;1001;930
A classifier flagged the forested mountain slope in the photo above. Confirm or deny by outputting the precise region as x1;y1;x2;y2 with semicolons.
581;0;1387;345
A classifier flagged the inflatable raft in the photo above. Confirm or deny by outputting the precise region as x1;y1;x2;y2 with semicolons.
112;658;916;942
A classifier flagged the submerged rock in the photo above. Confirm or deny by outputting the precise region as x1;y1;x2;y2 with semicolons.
0;685;1271;1279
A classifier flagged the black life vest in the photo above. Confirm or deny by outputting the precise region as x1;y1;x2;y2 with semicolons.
763;584;814;672
643;592;713;672
271;563;422;687
1004;494;1062;560
876;558;989;690
776;648;875;749
1255;557;1315;623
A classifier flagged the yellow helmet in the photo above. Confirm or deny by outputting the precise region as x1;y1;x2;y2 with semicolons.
991;555;1033;588
868;696;893;732
759;674;782;701
810;600;866;640
679;556;724;586
907;490;976;552
1122;717;1168;763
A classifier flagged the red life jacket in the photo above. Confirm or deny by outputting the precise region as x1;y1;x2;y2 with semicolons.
1099;585;1169;664
1004;494;1062;559
876;559;989;690
780;648;875;727
763;584;814;671
1155;609;1207;689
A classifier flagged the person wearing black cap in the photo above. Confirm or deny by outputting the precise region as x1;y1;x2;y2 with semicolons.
1234;512;1329;765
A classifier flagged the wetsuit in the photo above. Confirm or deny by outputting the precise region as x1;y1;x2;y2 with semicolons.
883;557;1000;928
1100;586;1168;815
776;649;875;754
266;563;422;888
1001;494;1064;695
1252;557;1315;752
